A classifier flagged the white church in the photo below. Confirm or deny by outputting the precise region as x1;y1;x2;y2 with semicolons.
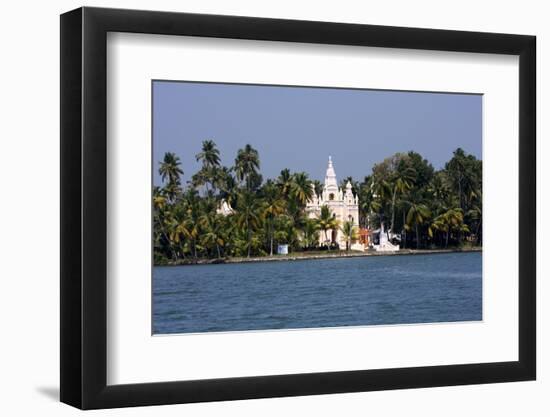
305;156;360;249
218;155;399;252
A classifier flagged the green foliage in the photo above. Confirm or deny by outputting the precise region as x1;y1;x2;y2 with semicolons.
153;142;482;263
359;149;481;249
340;220;358;251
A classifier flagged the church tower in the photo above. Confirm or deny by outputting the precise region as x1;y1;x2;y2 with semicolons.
306;156;360;249
323;156;339;201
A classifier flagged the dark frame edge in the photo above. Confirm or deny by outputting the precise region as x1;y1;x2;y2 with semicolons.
87;361;533;410
518;35;536;380
60;7;83;409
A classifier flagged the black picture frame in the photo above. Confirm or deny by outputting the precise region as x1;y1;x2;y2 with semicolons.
60;6;536;410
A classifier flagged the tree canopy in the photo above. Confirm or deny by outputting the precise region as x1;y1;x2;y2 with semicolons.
153;141;482;264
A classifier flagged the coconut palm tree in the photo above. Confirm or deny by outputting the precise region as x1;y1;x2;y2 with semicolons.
290;172;314;207
371;177;392;235
193;140;221;194
340;220;358;251
467;203;482;245
357;177;376;228
195;139;221;168
318;205;338;249
446;148;480;212
405;202;431;249
302;218;320;249
277;168;293;199
261;181;286;255
312;179;323;197
177;189;202;258
216;166;238;205
199;211;226;258
234;144;260;190
159;152;183;202
234;190;262;257
389;166;415;235
152;187;178;261
430;207;467;247
159;152;183;184
429;215;447;247
427;171;452;205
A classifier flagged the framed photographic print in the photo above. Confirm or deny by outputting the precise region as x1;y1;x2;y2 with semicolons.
60;7;536;409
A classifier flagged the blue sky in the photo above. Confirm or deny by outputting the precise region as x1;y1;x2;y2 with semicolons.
153;81;481;186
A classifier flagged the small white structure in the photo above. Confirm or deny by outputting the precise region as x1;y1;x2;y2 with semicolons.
374;222;399;252
306;156;362;250
216;199;234;216
277;244;289;255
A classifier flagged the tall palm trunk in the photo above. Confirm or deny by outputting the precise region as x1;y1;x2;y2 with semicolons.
390;187;397;234
475;221;482;245
269;219;274;256
162;230;177;261
246;215;251;258
416;223;420;249
402;212;406;249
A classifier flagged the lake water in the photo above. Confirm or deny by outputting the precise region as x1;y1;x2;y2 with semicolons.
153;252;482;334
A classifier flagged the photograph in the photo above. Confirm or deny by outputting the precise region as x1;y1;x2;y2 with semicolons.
152;80;483;335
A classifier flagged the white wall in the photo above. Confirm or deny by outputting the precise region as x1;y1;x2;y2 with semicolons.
0;0;546;415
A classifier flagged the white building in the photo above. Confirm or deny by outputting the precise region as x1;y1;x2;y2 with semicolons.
306;156;360;249
216;199;234;216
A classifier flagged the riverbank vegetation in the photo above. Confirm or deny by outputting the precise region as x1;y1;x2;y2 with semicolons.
153;140;482;264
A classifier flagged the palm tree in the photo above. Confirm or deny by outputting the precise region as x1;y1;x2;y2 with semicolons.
152;187;177;261
312;179;323;197
159;152;183;201
235;144;260;190
357;177;376;228
234;190;262;257
340;220;358;251
179;189;202;258
405;202;431;249
199;212;226;258
318;205;338;249
445;148;480;212
302;218;320;249
261;181;286;255
371;177;392;236
277;168;293;199
467;203;482;245
290;172;314;207
427;171;451;205
389;166;415;235
217;166;238;205
195;139;221;168
159;152;183;184
430;207;467;247
194;140;221;194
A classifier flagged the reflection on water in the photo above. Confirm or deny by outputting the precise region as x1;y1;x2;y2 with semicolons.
153;252;482;334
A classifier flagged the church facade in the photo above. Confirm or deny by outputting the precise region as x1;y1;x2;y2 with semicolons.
306;156;360;249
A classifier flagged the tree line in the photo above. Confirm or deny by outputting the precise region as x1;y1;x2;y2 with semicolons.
153;140;482;264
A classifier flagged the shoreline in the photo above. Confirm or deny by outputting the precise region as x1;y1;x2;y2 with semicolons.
157;247;482;267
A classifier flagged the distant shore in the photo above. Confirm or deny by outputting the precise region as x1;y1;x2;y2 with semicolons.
156;247;482;267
